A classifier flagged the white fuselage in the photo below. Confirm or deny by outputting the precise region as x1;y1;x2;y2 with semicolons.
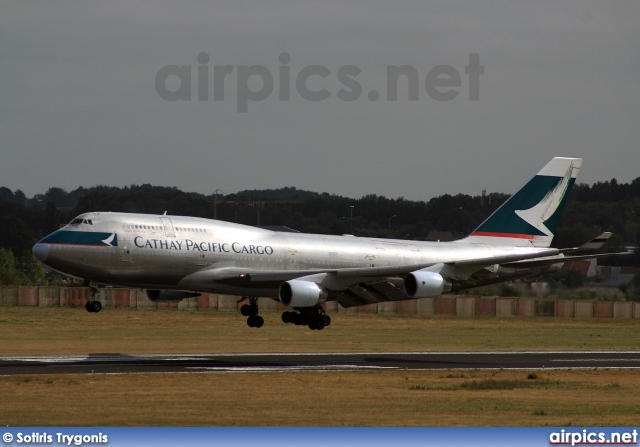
34;212;547;297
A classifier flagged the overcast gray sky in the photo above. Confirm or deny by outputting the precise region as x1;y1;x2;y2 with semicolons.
1;1;638;201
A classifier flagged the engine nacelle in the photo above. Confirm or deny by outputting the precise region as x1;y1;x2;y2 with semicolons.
146;290;200;302
404;271;447;298
279;280;327;308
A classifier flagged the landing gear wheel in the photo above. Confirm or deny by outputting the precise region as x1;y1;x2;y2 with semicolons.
85;301;93;312
308;319;325;330
247;315;264;328
241;297;264;328
322;315;331;326
241;304;257;316
90;301;102;313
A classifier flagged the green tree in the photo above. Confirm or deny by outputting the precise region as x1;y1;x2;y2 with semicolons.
0;216;36;255
0;248;22;285
17;250;47;286
43;200;61;235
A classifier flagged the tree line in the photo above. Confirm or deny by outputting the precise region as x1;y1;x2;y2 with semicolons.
1;177;639;285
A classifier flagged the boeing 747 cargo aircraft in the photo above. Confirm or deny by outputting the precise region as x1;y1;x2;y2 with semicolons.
32;157;618;330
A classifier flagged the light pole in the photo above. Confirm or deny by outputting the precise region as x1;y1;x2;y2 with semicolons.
388;215;397;231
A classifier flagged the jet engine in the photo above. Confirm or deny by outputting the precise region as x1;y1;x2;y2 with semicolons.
146;290;201;302
404;271;448;298
279;280;327;308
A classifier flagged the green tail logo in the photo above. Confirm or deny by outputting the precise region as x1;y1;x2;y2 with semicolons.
467;157;581;247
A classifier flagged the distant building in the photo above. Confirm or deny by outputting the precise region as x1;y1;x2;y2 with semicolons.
570;259;597;277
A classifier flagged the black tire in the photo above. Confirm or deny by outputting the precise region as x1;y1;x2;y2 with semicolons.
281;312;291;324
254;316;264;328
247;316;256;327
322;315;331;326
240;304;252;316
85;301;93;312
90;301;102;313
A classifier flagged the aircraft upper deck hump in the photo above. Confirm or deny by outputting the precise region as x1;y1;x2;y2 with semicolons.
462;157;582;248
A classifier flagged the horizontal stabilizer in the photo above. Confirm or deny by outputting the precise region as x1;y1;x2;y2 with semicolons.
564;232;612;252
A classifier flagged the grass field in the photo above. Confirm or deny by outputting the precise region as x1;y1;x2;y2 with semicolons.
2;307;640;355
1;307;639;426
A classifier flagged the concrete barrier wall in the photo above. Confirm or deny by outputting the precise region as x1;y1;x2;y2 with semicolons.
0;286;18;306
555;301;574;318
356;304;378;314
456;297;475;317
418;297;436;315
38;287;60;307
574;300;594;318
1;286;639;319
378;302;397;315
536;300;555;317
516;299;535;317
594;301;614;318
437;297;456;315
475;297;496;317
496;298;515;317
614;301;633;319
397;300;417;315
17;287;38;306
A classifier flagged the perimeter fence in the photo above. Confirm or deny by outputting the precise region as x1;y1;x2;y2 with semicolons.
1;286;639;319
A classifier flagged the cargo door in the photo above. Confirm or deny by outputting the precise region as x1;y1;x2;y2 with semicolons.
160;217;176;238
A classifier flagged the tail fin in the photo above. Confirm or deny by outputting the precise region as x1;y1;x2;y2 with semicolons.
462;157;582;247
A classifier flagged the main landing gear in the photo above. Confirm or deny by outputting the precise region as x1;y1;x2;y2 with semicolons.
239;297;264;328
85;286;102;313
237;298;331;330
282;305;331;330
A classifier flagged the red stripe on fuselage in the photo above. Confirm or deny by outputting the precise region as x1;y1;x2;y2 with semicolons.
470;231;542;239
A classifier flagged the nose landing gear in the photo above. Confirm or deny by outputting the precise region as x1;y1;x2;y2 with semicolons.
85;285;102;313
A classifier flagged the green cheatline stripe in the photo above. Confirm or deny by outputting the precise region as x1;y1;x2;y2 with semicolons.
39;230;118;246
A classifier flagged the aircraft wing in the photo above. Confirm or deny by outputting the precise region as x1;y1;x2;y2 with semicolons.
194;248;561;284
178;248;561;300
501;251;631;269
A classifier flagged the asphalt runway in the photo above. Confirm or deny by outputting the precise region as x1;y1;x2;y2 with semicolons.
2;351;640;375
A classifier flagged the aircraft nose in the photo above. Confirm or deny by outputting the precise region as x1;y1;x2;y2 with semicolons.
32;243;49;263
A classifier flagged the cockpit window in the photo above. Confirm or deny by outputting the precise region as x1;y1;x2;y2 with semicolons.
69;218;94;225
